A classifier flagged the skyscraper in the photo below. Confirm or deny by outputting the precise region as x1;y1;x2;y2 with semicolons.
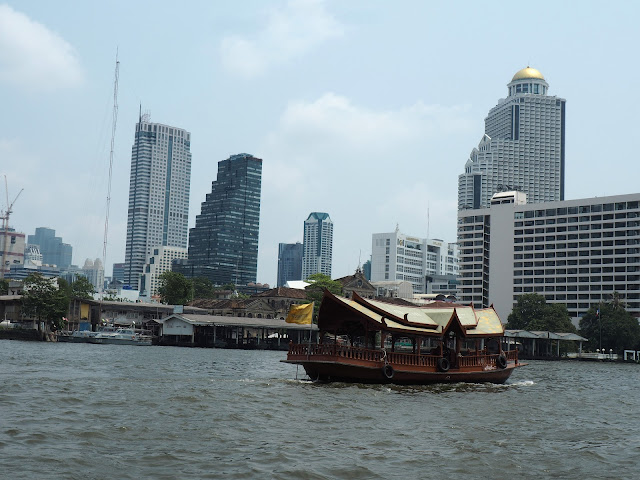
302;212;333;280
458;67;566;210
123;113;191;287
277;242;303;287
27;227;72;269
175;153;262;286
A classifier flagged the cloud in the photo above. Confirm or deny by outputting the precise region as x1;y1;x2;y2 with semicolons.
0;4;83;91
220;0;344;77
255;93;473;283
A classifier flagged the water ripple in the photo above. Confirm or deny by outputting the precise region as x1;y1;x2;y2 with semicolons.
2;341;640;479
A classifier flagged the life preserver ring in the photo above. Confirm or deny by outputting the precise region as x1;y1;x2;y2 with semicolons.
437;357;450;372
382;364;394;379
496;354;508;369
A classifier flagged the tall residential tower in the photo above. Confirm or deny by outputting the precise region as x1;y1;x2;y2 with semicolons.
175;153;262;286
123;113;191;287
458;67;566;210
302;212;333;280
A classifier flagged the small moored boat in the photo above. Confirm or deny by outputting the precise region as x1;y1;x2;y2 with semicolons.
283;290;525;384
90;327;152;346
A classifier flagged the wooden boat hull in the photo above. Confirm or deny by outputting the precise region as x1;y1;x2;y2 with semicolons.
283;359;523;385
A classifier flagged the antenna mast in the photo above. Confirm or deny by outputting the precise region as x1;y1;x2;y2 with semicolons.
101;53;119;297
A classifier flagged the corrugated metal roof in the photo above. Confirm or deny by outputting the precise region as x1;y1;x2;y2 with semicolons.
159;313;318;330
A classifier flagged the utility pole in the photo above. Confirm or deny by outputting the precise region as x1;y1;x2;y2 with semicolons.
0;176;23;279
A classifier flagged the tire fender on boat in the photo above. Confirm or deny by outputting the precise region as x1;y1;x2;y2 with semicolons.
382;364;394;379
496;354;508;369
437;357;450;372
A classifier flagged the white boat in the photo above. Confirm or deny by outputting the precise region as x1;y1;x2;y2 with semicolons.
90;328;153;346
57;327;115;343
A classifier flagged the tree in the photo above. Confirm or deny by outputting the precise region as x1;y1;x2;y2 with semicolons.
506;293;576;333
157;271;193;305
71;276;95;299
305;273;343;317
579;294;640;353
21;273;70;331
192;277;215;299
0;278;8;295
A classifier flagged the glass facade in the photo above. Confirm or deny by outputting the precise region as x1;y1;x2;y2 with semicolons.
277;242;303;287
176;154;262;286
27;227;72;269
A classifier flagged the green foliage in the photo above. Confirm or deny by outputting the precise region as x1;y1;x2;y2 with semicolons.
305;273;343;317
222;283;235;291
22;273;70;331
192;277;215;299
71;276;95;299
157;271;193;305
506;293;576;333
0;278;8;295
579;295;640;353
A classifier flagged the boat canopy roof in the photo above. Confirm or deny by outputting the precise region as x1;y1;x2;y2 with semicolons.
318;290;504;338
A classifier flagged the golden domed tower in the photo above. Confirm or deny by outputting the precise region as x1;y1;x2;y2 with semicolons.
458;66;566;210
507;66;549;96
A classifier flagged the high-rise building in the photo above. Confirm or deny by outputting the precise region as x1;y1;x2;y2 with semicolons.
123;113;191;287
370;226;458;294
139;246;188;300
1;227;25;278
27;227;72;269
277;242;303;287
174;153;262;286
81;258;105;293
302;212;333;280
112;263;125;284
458;67;566;210
457;191;640;324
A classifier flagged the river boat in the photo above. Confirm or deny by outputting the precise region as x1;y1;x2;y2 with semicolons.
89;328;153;346
56;326;117;343
283;290;525;384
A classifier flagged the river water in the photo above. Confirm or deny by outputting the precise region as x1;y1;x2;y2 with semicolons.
1;340;639;479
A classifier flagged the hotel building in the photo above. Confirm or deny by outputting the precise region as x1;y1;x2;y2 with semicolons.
457;192;640;324
458;67;566;210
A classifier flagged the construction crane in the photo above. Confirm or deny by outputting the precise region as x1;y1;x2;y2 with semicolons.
0;176;23;279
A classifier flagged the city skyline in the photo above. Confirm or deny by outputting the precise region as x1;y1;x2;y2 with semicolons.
2;1;640;285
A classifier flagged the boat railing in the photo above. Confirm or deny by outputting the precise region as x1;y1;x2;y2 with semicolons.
288;343;518;368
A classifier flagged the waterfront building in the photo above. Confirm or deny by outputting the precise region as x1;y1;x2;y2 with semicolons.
277;242;303;287
458;67;566;210
123;113;191;287
138;246;188;300
174;153;262;286
370;227;459;294
457;191;640;325
302;212;333;280
27;227;72;269
1;227;25;278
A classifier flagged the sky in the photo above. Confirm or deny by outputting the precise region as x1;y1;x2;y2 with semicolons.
1;0;639;286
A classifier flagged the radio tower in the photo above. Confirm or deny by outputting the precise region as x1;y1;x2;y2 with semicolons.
100;54;119;298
